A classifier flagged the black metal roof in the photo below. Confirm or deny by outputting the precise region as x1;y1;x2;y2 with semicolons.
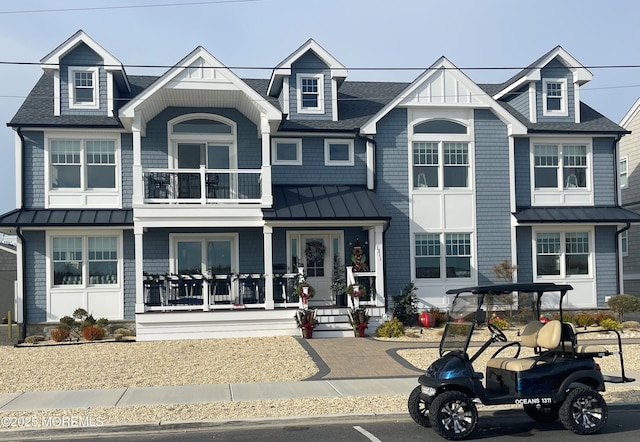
514;206;640;224
0;208;134;228
264;185;390;222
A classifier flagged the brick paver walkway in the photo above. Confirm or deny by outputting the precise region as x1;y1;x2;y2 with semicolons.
298;337;437;380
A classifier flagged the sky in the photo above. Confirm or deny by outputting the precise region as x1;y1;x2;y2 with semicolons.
0;0;639;216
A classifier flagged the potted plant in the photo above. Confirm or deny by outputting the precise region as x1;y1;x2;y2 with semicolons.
295;282;315;304
294;308;318;338
348;307;370;337
346;283;367;298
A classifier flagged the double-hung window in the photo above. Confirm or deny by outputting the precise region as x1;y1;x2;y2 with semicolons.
543;78;568;116
533;143;588;189
620;156;629;188
52;235;119;286
297;74;324;113
415;233;472;279
50;138;117;190
68;67;99;109
535;231;591;278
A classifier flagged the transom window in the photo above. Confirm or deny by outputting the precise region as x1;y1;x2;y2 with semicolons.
543;78;568;116
50;138;117;190
52;235;119;286
535;231;590;277
415;233;472;279
534;143;588;189
272;139;302;165
297;74;324;113
68;67;99;108
324;139;354;166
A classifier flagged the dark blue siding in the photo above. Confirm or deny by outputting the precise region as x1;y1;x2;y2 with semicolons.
514;138;531;208
123;230;136;319
505;89;529;119
121;133;133;208
289;51;332;120
60;42;107;116
593;137;616;206
272;137;367;185
23;230;47;322
22;131;45;209
595;226;618;306
536;59;575;123
515;227;533;283
375;109;410;298
143;229;170;275
474;110;512;284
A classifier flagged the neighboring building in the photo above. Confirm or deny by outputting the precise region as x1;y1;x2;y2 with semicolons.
0;241;17;321
620;98;640;295
1;30;637;340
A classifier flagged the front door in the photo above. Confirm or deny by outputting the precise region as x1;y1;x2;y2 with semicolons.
301;234;333;305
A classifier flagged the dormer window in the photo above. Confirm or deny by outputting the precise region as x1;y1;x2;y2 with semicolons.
69;67;99;109
297;74;324;113
543;78;568;116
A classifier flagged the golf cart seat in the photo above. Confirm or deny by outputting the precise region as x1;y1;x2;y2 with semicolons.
554;322;609;355
487;320;562;371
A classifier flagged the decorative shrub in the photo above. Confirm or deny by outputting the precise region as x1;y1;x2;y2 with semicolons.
50;326;70;342
599;318;621;331
24;335;45;344
489;315;508;330
607;294;640;321
391;283;418;326
594;311;616;325
621;320;640;330
552;312;575;324
574;312;596;327
114;328;131;337
375;318;405;338
82;325;105;341
428;308;447;328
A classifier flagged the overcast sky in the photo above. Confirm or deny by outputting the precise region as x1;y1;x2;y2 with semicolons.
0;0;639;215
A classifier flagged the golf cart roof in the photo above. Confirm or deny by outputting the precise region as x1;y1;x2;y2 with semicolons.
445;282;573;295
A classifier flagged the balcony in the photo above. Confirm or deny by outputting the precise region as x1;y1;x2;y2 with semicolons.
143;167;262;204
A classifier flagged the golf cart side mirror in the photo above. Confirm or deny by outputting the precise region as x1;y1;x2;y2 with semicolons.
475;309;486;324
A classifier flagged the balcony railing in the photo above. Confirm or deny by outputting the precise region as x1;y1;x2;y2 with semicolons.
143;167;262;204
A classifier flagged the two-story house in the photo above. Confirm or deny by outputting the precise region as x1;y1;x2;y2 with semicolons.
1;30;637;340
620;98;640;295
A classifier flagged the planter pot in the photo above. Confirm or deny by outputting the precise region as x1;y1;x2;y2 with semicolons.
301;324;314;338
355;323;368;337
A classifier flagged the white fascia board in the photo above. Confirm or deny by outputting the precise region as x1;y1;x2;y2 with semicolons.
620;97;640;128
492;70;541;100
544;47;593;84
40;29;122;69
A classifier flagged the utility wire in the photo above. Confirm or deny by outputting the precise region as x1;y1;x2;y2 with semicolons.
0;0;259;15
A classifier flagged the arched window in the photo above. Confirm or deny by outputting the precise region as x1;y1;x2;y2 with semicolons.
413;119;467;135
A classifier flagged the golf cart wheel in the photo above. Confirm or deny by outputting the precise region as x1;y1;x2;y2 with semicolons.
429;390;478;440
523;403;560;423
559;387;608;435
408;386;431;427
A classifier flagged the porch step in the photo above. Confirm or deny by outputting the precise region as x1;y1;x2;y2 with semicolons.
310;307;383;338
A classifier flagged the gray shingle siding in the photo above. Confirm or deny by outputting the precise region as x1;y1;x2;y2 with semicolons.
514;138;531;207
375;109;410;298
122;230;136;319
22;131;45;208
536;60;575;123
272;137;366;185
474;110;512;284
505;88;529;120
595;225;618;305
23;230;46;323
289;52;332;120
60;43;108;117
593;137;616;205
121;133;133;208
238;228;265;272
515;226;533;283
142;229;170;275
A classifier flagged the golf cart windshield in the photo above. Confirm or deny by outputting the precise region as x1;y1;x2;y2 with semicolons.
440;293;483;356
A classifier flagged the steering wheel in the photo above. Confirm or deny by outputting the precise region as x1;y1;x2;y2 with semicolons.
488;323;508;342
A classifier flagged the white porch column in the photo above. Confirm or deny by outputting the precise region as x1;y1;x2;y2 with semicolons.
260;116;273;206
263;225;274;309
366;140;375;190
132;111;144;206
371;225;385;306
134;226;145;313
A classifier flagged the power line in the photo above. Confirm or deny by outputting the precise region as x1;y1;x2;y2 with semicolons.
0;0;259;15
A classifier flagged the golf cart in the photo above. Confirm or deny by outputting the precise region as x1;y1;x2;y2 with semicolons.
408;283;635;440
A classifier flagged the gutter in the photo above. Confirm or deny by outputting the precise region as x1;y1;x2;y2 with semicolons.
16;127;27;341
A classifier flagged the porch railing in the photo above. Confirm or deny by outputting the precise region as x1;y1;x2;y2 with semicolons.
346;266;378;307
143;167;262;204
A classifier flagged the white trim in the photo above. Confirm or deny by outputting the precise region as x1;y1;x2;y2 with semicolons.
41;30;123;72
331;78;338;121
619;155;629;188
106;71;114;115
532;226;595;281
620;97;640;128
271;138;302;165
542;78;568;117
14;131;22;209
68;66;100;110
283;77;290;119
169;233;239;276
528;82;537;123
53;70;60;116
324;139;354;166
296;73;324;114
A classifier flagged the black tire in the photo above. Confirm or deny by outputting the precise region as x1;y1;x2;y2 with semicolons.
559;387;608;435
408;386;431;427
429;391;478;440
523;403;560;423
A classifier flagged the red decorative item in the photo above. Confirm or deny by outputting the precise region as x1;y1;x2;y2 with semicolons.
419;312;435;328
357;323;367;337
301;323;314;338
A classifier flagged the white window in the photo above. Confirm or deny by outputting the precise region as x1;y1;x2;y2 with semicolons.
535;230;591;278
413;142;469;188
542;78;568;116
52;235;119;286
533;143;589;189
297;74;324;114
68;67;99;109
272;139;302;165
324;139;354;166
415;232;472;279
172;234;238;276
620;156;629;188
50;138;117;190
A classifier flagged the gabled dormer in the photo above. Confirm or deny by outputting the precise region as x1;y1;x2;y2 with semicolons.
493;46;592;124
40;30;130;117
267;39;347;121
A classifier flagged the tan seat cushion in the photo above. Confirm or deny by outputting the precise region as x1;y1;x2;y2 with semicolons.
486;357;540;371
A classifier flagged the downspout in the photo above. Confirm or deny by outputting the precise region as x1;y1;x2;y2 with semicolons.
16;127;27;340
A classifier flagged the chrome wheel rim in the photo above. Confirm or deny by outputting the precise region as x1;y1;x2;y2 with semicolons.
571;395;604;429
